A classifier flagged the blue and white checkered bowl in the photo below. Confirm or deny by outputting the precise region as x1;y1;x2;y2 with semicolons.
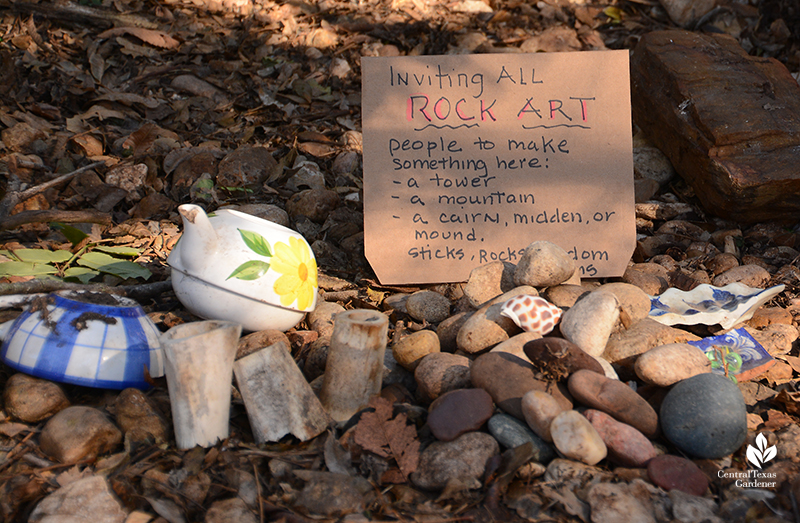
0;291;164;389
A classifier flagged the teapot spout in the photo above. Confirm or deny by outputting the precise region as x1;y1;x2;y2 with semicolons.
175;204;219;273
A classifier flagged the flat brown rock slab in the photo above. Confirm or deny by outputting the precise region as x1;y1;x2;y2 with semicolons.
631;29;800;223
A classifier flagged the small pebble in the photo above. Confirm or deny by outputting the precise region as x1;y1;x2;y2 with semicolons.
411;432;499;490
568;369;659;438
513;241;576;287
596;282;653;325
414;352;471;401
3;373;70;423
436;311;473;353
302;336;331;381
603;318;701;369
559;290;620;357
634;343;711;386
471;352;572;419
549;410;607;466
647;454;708;496
712;264;770;288
428;389;494;442
456;287;534;354
487;413;556;463
660;373;747;459
523;337;605;379
392;330;440;371
463;261;515;308
405;290;451;324
236;329;291;360
308;301;346;338
111;388;169;444
489;332;542;363
544;284;591;309
583;409;656;467
622;265;668;295
521;390;565;442
39;406;123;463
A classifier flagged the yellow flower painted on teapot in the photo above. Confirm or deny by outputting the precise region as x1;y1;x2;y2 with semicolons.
271;236;318;311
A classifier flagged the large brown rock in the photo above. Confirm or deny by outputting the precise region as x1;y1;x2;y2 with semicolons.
631;30;800;223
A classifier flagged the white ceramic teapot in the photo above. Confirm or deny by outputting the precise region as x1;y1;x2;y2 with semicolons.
167;204;318;332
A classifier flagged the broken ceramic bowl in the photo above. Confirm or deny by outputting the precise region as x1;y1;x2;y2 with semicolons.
648;282;785;330
0;290;164;389
167;204;318;332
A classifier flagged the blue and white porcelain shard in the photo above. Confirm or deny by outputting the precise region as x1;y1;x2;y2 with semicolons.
0;291;164;390
686;328;774;381
648;283;785;329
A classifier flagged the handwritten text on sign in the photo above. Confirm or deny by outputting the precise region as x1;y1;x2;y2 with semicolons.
362;52;636;285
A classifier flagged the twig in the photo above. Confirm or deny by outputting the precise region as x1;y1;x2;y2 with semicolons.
7;0;157;28
0;160;108;229
0;280;173;303
0;209;112;231
0;160;105;221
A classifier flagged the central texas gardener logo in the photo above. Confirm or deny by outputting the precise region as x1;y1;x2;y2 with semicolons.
746;433;776;469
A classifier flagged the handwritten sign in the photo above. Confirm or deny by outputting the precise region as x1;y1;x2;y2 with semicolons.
361;52;635;284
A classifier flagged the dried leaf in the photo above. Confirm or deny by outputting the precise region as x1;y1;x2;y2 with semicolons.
122;123;179;156
353;396;420;481
324;430;357;476
98;27;180;49
772;389;800;415
0;422;30;437
94;91;162;109
144;497;186;523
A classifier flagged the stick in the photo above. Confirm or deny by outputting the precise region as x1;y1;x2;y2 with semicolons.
0;160;107;228
0;280;173;303
0;209;112;231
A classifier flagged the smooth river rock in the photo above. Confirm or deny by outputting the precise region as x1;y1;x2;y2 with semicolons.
392;330;440;371
471;352;572;419
604;318;701;370
596;282;653;325
414;352;471;401
550;410;607;466
489;332;542;364
3;373;70;423
660;373;747;459
523;337;604;381
405;290;452;324
521;390;565;442
646;454;709;496
487;412;556;463
583;409;656;468
464;261;516;308
39;406;123;463
427;388;494;442
514;241;576;287
559;290;620;357
634;343;711;386
411;432;500;490
568;369;659;438
456;287;535;354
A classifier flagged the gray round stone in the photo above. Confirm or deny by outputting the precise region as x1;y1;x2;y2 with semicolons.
406;290;452;324
660;373;747;459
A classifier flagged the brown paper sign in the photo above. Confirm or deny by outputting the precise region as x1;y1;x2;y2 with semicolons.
362;51;635;284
